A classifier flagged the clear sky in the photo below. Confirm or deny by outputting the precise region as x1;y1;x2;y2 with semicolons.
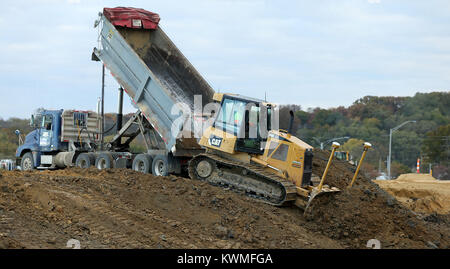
0;0;449;119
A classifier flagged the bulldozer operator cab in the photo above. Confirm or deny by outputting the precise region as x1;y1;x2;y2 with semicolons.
203;93;272;155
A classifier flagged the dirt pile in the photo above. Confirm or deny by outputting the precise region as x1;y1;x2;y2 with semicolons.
0;168;340;249
374;174;450;214
0;151;449;249
305;149;450;249
396;173;438;182
311;149;361;189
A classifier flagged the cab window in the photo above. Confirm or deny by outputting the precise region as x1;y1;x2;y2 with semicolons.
236;102;272;154
41;115;53;130
272;144;289;161
215;98;246;135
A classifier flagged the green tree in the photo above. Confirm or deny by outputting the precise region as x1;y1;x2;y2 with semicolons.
391;161;411;178
422;124;450;165
341;138;365;161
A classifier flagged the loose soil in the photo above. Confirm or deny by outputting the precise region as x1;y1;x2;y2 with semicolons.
0;149;448;249
374;174;450;215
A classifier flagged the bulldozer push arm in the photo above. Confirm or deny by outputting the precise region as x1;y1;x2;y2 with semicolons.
348;142;372;188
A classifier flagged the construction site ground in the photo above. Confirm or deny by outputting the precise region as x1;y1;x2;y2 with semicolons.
0;150;449;249
374;174;450;215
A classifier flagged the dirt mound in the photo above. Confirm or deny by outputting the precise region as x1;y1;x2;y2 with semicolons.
306;149;450;248
375;174;450;214
1;152;449;249
396;173;438;182
0;168;340;249
311;149;362;189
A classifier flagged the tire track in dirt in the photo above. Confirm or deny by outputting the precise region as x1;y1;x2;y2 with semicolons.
1;168;342;249
35;173;212;248
34;175;180;248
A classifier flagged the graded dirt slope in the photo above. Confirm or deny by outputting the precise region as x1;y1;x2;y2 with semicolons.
374;174;450;214
305;149;450;249
0;168;340;249
0;150;449;249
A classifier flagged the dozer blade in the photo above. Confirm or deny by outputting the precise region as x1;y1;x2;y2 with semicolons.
303;186;340;216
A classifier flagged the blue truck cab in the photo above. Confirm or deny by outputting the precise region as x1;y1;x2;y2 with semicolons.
16;109;63;169
16;109;101;171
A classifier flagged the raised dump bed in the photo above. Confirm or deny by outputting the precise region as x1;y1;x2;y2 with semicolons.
93;7;214;151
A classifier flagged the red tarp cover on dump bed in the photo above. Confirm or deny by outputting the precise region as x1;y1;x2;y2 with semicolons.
103;7;160;30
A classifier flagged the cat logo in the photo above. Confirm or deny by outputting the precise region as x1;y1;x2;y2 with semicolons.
209;136;223;148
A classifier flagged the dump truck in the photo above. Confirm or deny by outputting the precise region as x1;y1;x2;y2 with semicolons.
16;7;214;175
90;7;216;175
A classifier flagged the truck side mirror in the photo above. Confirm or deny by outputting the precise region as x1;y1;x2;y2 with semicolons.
30;115;35;127
91;51;100;62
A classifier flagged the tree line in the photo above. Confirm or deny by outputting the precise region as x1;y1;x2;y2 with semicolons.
279;92;449;179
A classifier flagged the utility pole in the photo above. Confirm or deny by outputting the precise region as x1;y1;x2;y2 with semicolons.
387;120;416;179
378;158;381;174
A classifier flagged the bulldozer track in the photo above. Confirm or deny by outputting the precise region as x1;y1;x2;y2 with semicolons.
188;153;299;206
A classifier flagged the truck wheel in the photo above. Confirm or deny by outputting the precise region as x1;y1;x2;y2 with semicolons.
132;154;153;174
21;152;34;171
95;153;114;170
152;155;169;176
75;153;95;168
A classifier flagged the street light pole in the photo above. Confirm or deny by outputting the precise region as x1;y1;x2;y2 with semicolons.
387;120;416;179
313;137;350;150
322;136;350;150
388;128;392;180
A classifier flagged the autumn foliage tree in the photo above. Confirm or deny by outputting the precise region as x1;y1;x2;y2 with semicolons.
283;92;449;177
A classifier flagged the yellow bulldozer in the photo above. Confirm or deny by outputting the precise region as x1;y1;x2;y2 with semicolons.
188;93;372;210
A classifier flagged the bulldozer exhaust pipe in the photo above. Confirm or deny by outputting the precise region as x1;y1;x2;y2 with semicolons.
288;110;294;134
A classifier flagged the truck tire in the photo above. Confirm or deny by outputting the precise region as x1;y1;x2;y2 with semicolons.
152;155;169;177
95;153;114;170
132;154;153;174
75;153;95;168
21;152;34;171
